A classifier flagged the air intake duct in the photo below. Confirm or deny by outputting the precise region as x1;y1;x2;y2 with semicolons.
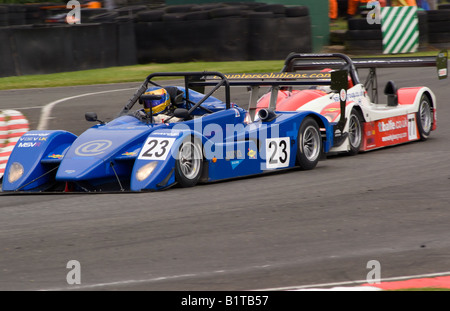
258;109;277;122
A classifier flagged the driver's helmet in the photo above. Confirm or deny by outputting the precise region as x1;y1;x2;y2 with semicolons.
142;87;171;115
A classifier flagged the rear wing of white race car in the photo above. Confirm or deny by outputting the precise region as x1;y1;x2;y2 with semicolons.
191;69;352;126
282;51;448;103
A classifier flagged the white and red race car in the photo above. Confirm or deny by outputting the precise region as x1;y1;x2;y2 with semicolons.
254;52;447;155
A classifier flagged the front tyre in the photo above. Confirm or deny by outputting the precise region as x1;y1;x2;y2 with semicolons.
417;95;433;141
297;117;321;170
175;136;203;187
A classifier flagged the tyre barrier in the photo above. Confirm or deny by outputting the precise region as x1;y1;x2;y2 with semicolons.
0;3;47;26
0;3;312;75
346;17;383;54
427;8;450;46
135;4;312;63
0;110;29;179
0;22;137;77
0;6;8;27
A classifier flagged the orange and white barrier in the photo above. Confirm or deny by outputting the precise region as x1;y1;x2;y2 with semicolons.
0;110;29;179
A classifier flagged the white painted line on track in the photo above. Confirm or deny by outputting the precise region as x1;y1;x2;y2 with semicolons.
38;267;450;291
40;264;273;291
12;106;45;110
37;88;136;131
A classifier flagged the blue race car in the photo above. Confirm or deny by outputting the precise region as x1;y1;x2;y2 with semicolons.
2;71;337;193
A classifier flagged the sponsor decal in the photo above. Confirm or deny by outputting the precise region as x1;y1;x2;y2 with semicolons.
21;133;49;137
226;149;243;160
230;160;243;169
340;89;347;102
18;142;41;148
377;118;407;133
331;89;364;102
48;154;64;159
121;152;137;156
19;136;47;143
212;72;331;80
247;148;257;159
74;140;113;156
152;130;183;137
362;114;418;150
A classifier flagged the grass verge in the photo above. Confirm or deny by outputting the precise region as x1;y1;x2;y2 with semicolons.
0;50;443;91
0;60;284;91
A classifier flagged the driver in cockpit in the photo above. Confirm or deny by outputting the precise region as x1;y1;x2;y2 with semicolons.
137;87;183;123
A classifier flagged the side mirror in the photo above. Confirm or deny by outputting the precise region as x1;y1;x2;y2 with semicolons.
173;108;191;120
85;112;104;124
331;70;348;132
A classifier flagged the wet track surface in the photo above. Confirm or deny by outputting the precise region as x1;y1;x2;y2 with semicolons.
0;67;449;290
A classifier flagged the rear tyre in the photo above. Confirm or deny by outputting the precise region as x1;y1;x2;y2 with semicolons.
175;136;203;187
296;117;321;170
348;109;363;155
417;95;433;141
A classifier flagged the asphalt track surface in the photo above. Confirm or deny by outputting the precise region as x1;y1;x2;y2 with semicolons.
0;67;449;291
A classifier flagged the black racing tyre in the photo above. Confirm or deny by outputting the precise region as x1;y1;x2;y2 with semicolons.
192;3;225;11
88;12;118;22
162;13;186;21
417;95;433;141
136;10;164;22
347;109;364;155
428;21;450;33
247;11;274;19
164;4;195;13
115;5;147;16
184;10;209;20
428;32;450;43
209;7;242;18
346;39;383;51
115;16;134;23
346;29;382;40
426;10;450;22
348;18;381;31
82;8;107;18
254;4;286;14
175;136;203;187
285;6;309;17
296;117;322;170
